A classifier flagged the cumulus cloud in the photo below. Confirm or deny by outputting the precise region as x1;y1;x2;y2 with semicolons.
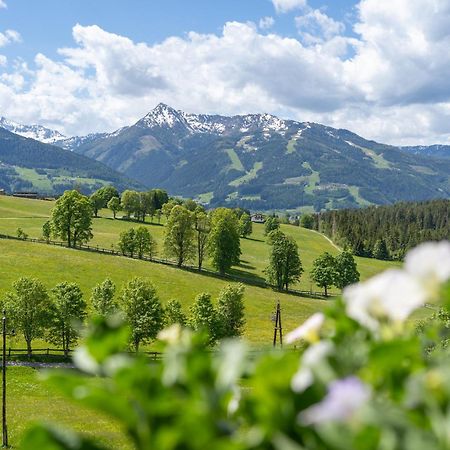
0;1;6;9
259;16;275;30
296;9;345;43
272;0;307;14
1;0;450;145
0;29;21;47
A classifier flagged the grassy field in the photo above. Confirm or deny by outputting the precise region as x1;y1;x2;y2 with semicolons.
0;195;397;346
7;366;131;449
0;196;400;448
0;196;396;288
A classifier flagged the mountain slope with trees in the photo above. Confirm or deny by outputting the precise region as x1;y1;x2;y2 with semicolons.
70;104;450;211
313;199;450;260
0;128;142;194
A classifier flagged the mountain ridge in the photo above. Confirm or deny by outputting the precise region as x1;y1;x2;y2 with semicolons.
2;105;450;210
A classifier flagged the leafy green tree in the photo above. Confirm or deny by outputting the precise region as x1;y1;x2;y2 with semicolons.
91;278;117;317
310;252;337;297
151;189;169;210
121;190;140;219
264;216;280;236
265;230;303;291
121;278;164;351
238;213;253;238
4;277;51;356
135;226;157;259
96;186;119;206
164;205;196;267
139;191;154;222
162;201;176;220
89;191;103;218
334;251;360;290
107;196;121;219
42;220;51;242
300;214;314;229
208;208;241;275
156;209;162;224
49;282;87;356
50;190;93;248
216;284;245;339
373;239;390;260
184;198;198;212
189;292;218;345
194;210;210;270
118;228;137;257
164;299;187;327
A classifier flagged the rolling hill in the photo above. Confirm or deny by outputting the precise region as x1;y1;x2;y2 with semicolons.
69;104;450;211
0;127;142;195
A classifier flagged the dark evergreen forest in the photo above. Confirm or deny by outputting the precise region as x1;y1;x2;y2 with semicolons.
313;199;450;260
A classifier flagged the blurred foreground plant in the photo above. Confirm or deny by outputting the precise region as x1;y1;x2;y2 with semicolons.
22;241;450;450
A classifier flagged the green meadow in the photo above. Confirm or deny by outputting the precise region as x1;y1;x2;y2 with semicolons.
0;195;400;447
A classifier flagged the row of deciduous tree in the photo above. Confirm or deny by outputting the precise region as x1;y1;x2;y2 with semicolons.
2;276;246;353
264;227;360;295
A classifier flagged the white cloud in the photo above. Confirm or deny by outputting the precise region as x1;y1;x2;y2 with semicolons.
0;1;6;9
0;29;21;47
1;0;450;145
272;0;307;14
296;9;345;43
259;16;275;30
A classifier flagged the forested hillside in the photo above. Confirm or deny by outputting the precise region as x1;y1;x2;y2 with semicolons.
0;128;142;194
314;199;450;260
72;104;450;211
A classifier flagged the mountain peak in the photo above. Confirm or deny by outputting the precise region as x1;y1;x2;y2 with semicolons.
139;103;183;129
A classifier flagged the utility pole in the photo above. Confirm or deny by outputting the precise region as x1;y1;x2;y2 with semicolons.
2;310;7;448
272;301;283;347
2;310;13;449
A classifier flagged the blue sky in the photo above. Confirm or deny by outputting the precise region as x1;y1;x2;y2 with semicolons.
2;0;357;62
0;0;449;145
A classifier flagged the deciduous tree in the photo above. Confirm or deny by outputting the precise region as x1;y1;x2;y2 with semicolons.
91;278;117;317
50;190;93;248
238;213;253;238
164;299;187;327
310;252;337;297
4;277;51;356
49;282;87;356
121;278;164;352
189;292;218;345
107;196;121;219
208;208;241;274
164;205;195;267
334;251;360;290
216;284;245;338
265;230;303;291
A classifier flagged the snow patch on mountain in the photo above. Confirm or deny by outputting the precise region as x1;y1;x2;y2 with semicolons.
0;117;66;144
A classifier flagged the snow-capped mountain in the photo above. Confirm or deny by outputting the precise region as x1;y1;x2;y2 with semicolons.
136;103;289;136
0;117;66;144
71;103;450;211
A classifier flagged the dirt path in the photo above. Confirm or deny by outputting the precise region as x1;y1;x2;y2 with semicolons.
310;229;342;252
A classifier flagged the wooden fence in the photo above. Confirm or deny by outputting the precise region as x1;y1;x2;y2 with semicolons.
4;347;162;360
0;233;337;299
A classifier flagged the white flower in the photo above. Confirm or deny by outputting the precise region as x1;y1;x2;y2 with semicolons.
291;341;333;392
158;323;183;345
405;241;450;298
344;269;427;331
300;376;371;425
286;312;325;344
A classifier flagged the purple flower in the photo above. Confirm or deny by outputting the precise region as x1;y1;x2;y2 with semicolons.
300;376;371;425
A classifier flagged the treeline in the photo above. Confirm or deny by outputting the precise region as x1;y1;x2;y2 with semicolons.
2;276;246;354
313;199;450;260
42;188;361;294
